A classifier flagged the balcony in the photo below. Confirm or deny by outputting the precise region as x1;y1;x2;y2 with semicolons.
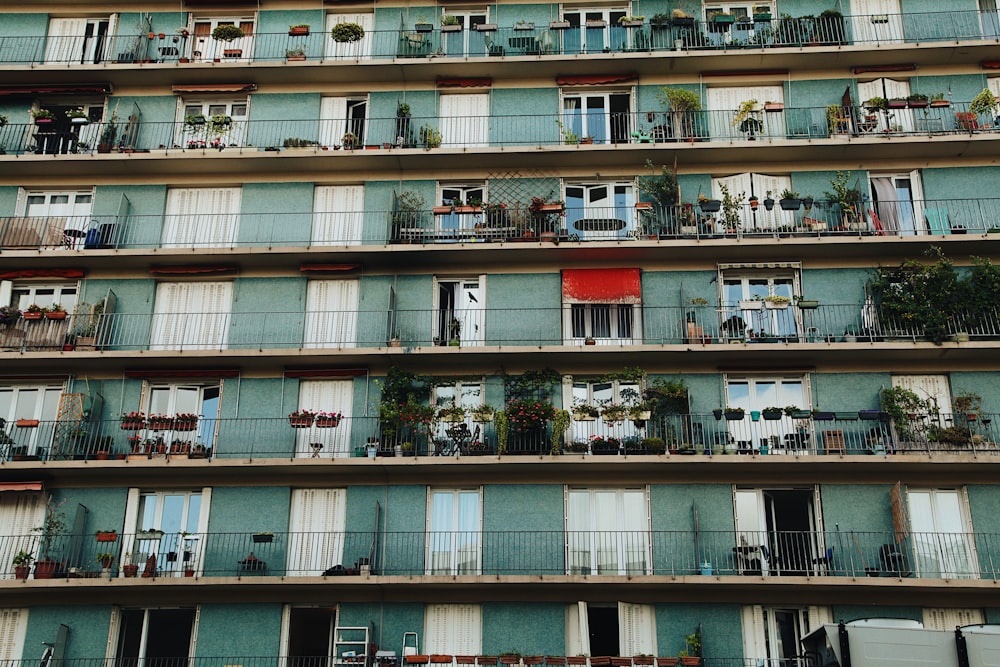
3;11;998;68
1;528;996;580
2;199;999;256
1;412;995;463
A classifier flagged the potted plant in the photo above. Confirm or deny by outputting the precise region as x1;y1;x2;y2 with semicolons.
907;93;929;108
549;19;571;29
671;8;695;28
23;304;44;320
44;303;67;320
288;409;316;428
953;392;982;420
341;132;357;149
572;403;600;421
929;93;951;108
470;405;495;423
96;529;118;542
32;109;56;125
650;13;670;30
289;23;310;36
0;305;21;326
589;435;621;455
679;631;702;665
441;14;462;31
12;551;32;580
414;17;434;32
437;404;466;423
211;24;244;42
97;552;115;569
764;295;791;309
887;97;908;109
618;15;645;27
122;554;139;577
697;193;721;213
865;96;889;112
723;407;745;420
332;22;365;42
601;403;628;423
778;188;801;211
32;497;66;579
642;437;666;454
173;413;199;431
66;108;89;124
762;406;784;420
795;295;819;309
970;87;999;117
285;46;306;61
315;411;343;427
121;411;145;430
585;17;607;28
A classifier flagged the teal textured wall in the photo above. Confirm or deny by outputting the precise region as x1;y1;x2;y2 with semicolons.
230;277;305;349
484;484;562;573
247;94;320;148
240;182;313;246
197;604;283;656
487;273;561;345
23;606;112;660
484;603;565;654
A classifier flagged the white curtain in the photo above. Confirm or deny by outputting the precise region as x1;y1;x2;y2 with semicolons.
871;177;900;234
440;94;489;148
294;380;354;458
150;282;232;350
287;489;346;574
0;495;44;575
312;185;364;246
162;188;241;248
304;280;359;348
44;18;86;64
424;604;482;655
325;13;375;60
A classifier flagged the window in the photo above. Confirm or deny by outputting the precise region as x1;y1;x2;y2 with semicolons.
162;187;241;248
720;266;799;340
313;185;364;246
178;98;249;148
325;13;374;59
561;92;632;145
437;183;486;235
319;96;367;148
440;93;490;147
568;378;642;445
923;607;984;630
427;489;481;575
144;382;221;452
567;602;656;656
742;605;832;666
433;380;484;425
566;488;649;575
304;280;359;348
112;607;197;667
850;0;903;44
0;384;64;458
890;375;950;416
439;10;490;57
424;604;482;654
565;181;636;240
293;380;354;459
433;277;484;346
562;268;641;345
706;86;785;139
45;16;115;64
122;488;210;577
984;2;1000;39
0;495;44;577
869;171;925;236
287;489;346;575
283;606;338;667
189;17;254;62
15;190;93;242
4;281;78;314
150;281;232;351
734;487;824;576
561;8;628;54
907;488;977;578
857;78;912;131
0;609;29;661
725;375;808;452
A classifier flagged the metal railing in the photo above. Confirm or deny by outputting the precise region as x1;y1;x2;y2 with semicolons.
2;197;1000;252
4;11;999;66
1;528;996;580
0;101;996;158
2;412;995;463
3;302;998;353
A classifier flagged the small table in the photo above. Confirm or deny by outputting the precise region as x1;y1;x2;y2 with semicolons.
63;228;86;249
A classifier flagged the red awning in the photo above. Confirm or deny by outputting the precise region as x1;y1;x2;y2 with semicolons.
556;74;636;86
0;269;84;280
284;369;368;378
436;78;493;88
0;482;43;492
124;369;241;379
562;268;641;304
150;265;238;275
851;64;917;74
299;264;361;273
171;83;258;94
983;60;1000;69
0;84;111;97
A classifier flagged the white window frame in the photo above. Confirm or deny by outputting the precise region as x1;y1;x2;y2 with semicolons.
565;376;644;445
177;97;250;148
439;9;490;57
564;303;639;346
742;605;832;665
319;96;368;148
293;379;355;459
287;488;347;575
436;183;486;234
304;279;360;349
719;267;800;340
187;16;255;62
560;89;634;145
0;609;29;661
733;486;825;576
432;276;485;346
426;488;482;575
325;13;375;59
868;170;925;236
566;602;657;656
107;606;200;662
121;487;211;578
561;7;629;53
0;497;44;576
0;383;65;457
907;486;978;579
142;381;222;453
150;281;233;351
162;186;242;248
724;375;811;450
564;180;637;240
565;487;651;575
17;189;95;238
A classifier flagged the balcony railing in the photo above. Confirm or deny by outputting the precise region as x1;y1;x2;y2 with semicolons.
0;102;996;158
2;198;999;253
0;528;996;580
2;412;995;463
3;302;999;353
5;11;999;66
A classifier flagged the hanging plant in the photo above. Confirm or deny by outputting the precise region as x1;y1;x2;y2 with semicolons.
211;24;245;41
331;22;365;42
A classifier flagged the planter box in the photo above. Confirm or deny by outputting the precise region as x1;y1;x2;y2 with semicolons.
620;20;644;27
288;26;310;36
887;99;907;109
252;533;274;543
859;409;888;421
15;419;39;428
534;203;564;213
22;311;43;320
46;310;67;320
475;23;498;31
762;409;784;420
513;23;535;30
789;410;812;419
724;410;745;421
812;411;835;420
797;300;819;309
441;24;463;32
779;198;801;210
739;300;763;310
698;200;721;213
289;415;314;428
96;531;118;542
414;23;434;32
764;300;790;309
671;17;695;28
712;14;736;23
764;102;784;112
573;411;597;421
907;100;929;108
549;20;571;29
586;19;608;28
929;100;951;108
223;49;243;58
315;416;341;428
635;201;654;210
433;206;455;215
121;420;144;430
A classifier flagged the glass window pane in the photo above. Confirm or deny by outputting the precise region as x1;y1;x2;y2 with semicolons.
160;495;186;533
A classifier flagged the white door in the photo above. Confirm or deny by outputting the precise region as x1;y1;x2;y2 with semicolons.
908;488;977;578
304;280;359;348
734;488;823;575
566;488;649;575
439;94;489;148
294;380;354;458
742;606;831;666
150;282;232;350
287;489;346;575
857;78;912;131
435;278;484;346
121;487;210;577
319;97;367;148
0;494;44;575
179;99;250;148
312;185;364;246
426;489;481;575
851;0;903;44
424;604;482;654
45;17;113;64
0;385;63;457
325;13;374;59
190;18;254;62
564;182;635;240
870;171;924;236
21;190;93;237
706;87;785;141
162;187;241;248
891;375;950;417
619;602;657;656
